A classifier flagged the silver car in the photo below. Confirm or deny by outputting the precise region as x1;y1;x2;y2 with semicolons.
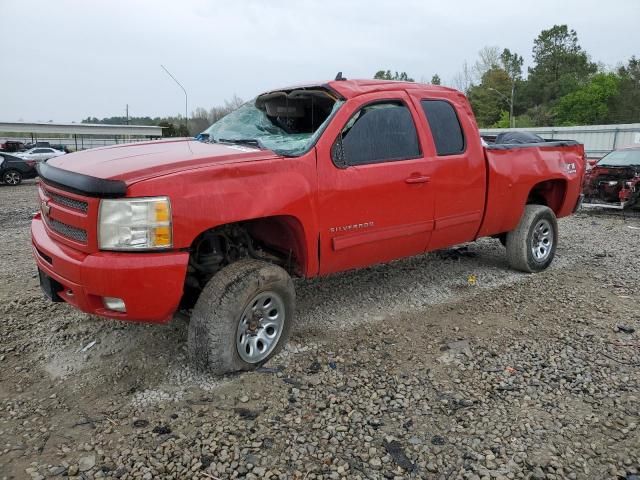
15;147;65;162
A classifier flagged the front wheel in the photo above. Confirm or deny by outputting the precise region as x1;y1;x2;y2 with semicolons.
188;259;295;375
3;170;22;186
506;205;558;273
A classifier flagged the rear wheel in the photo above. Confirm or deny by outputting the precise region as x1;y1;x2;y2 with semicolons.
188;259;295;375
506;205;557;272
3;170;22;186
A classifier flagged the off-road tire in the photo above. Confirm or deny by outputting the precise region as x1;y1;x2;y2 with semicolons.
188;259;295;375
506;205;558;273
3;170;22;186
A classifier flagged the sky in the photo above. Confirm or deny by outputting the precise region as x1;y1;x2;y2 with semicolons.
2;0;639;123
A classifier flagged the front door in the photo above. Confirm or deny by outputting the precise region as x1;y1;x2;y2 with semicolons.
315;92;435;274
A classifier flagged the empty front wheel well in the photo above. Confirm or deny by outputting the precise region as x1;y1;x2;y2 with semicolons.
181;217;307;308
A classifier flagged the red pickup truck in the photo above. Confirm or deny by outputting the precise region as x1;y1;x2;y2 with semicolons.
32;79;584;374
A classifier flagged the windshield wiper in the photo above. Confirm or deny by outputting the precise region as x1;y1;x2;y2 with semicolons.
217;138;264;149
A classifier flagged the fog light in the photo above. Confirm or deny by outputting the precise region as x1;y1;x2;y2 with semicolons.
103;297;126;312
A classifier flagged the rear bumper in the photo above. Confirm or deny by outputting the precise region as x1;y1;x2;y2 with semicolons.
31;215;189;323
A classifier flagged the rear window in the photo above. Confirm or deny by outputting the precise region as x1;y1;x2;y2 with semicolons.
421;100;465;156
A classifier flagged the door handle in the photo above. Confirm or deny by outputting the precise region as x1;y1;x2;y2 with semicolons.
405;175;430;184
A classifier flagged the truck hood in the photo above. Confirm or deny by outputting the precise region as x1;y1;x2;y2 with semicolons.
47;138;280;184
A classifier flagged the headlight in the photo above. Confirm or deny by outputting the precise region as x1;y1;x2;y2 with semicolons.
98;197;172;250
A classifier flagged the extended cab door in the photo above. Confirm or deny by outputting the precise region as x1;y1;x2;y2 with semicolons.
315;92;435;274
407;92;486;249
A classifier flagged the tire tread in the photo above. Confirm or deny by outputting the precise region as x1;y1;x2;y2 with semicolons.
188;259;295;375
506;204;557;273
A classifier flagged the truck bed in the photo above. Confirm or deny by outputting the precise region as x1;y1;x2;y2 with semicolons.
477;140;584;238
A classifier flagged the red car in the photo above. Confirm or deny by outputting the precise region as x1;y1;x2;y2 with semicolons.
582;146;640;210
32;78;585;373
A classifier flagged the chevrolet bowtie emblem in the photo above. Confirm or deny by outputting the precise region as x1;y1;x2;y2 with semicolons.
41;200;51;217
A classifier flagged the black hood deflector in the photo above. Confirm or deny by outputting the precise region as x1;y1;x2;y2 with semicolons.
37;162;127;198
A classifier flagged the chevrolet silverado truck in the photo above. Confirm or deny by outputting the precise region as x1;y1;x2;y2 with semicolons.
32;78;585;374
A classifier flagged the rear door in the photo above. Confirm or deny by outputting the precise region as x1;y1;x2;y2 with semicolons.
408;93;487;249
41;148;56;160
315;91;435;274
32;148;48;161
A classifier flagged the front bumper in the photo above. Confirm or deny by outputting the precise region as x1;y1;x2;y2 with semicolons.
31;214;189;323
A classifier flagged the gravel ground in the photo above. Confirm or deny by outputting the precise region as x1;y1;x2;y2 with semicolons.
0;180;639;480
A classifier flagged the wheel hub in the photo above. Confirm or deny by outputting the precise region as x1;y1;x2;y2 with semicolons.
5;172;19;185
236;291;285;363
531;219;553;262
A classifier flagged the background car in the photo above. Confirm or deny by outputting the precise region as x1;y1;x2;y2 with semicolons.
0;152;37;186
15;147;65;162
48;143;72;153
0;141;27;152
23;141;51;149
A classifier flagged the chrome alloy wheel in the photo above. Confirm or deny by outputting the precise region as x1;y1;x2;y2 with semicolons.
531;219;553;262
4;171;20;185
236;291;285;363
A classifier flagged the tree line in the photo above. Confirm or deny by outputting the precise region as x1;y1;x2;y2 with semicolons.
82;95;244;137
376;24;639;128
83;24;638;134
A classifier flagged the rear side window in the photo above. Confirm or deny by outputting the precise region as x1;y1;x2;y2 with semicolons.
33;149;47;153
421;100;465;156
332;101;420;167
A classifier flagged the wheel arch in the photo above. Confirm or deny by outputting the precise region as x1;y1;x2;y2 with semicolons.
526;179;567;215
187;214;312;278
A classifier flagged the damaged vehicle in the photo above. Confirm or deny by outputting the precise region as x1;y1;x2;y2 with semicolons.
31;78;585;374
583;146;640;210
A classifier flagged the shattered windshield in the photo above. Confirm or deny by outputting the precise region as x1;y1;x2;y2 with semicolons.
202;88;343;157
598;149;640;167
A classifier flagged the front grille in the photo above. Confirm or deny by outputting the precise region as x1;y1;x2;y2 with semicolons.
46;217;88;243
44;188;88;213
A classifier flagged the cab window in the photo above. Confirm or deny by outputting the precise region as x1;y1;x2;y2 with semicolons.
421;100;465;156
332;101;420;167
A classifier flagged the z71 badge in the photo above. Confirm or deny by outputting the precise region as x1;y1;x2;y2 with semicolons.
565;162;577;174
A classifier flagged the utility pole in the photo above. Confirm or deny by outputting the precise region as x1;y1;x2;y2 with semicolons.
488;87;515;128
509;83;515;128
161;64;189;136
124;104;130;143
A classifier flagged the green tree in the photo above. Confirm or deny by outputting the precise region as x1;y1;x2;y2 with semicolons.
500;48;523;82
609;56;640;123
468;68;512;127
430;74;441;85
373;70;414;82
554;73;620;125
491;110;511;128
498;48;524;127
158;121;176;137
176;123;190;137
525;25;597;107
